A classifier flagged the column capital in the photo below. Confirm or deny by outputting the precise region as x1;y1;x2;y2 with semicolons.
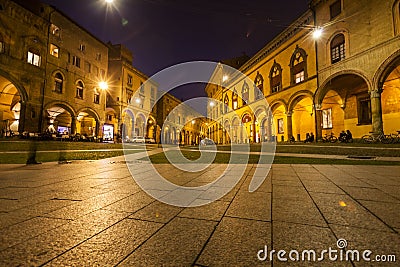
286;111;292;117
314;103;322;111
369;88;383;98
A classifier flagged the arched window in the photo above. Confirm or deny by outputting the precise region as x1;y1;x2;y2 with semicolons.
254;72;264;100
290;46;307;85
270;61;282;93
54;73;63;93
27;48;41;66
0;34;4;53
224;94;229;113
76;81;84;99
331;34;345;64
232;89;238;110
242;81;249;105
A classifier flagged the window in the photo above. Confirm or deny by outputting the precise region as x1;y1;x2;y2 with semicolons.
331;34;345;64
224;94;229;113
270;61;282;93
358;97;372;124
107;115;113;121
84;61;91;73
50;44;59;58
322;108;333;129
330;0;342;20
94;90;100;104
127;74;133;85
295;71;305;84
50;24;60;37
79;44;86;52
27;48;41;66
151;87;155;99
126;88;133;103
76;81;84;99
96;53;101;61
232;90;238;110
254;72;264;100
290;47;307;85
54;73;63;93
139;95;144;108
277;118;284;134
72;56;81;68
241;81;249;105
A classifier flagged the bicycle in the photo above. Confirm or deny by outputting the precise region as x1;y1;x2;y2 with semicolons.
321;133;338;143
361;132;392;144
387;130;400;144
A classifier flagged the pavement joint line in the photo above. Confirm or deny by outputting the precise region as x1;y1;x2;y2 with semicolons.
313;165;399;235
191;168;252;266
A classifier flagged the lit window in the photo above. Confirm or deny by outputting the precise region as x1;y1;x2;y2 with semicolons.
254;72;264;100
295;71;305;84
93;65;99;77
290;48;307;85
54;73;63;93
224;94;229;113
241;81;249;105
151;87;155;99
232;90;238;110
27;48;41;66
126;89;133;103
322;109;332;129
50;44;59;58
79;44;86;52
76;81;84;99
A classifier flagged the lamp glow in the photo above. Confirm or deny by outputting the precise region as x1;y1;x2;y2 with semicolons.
312;27;323;39
99;81;108;90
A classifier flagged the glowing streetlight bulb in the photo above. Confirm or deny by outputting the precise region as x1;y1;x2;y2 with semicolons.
135;98;141;104
192;120;195;125
99;81;108;90
209;101;215;107
312;27;323;39
105;0;113;3
222;75;229;82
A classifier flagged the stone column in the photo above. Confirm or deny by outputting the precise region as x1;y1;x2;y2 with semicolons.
314;103;323;141
18;101;26;134
71;116;77;135
286;111;293;142
252;115;256;143
369;88;383;134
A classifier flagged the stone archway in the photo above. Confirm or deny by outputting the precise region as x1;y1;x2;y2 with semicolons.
45;102;76;135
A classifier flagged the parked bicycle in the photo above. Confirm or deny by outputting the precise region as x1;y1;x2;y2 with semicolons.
361;132;392;144
387;130;400;144
321;132;338;143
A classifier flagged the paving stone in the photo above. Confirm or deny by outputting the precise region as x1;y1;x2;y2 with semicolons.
46;219;163;267
226;191;271;221
196;217;271;267
130;201;182;223
301;180;345;194
330;225;400;267
273;222;350;267
178;200;230;221
119;217;217;266
273;198;327;227
309;193;391;231
272;185;310;200
341;186;400;203
359;200;400;229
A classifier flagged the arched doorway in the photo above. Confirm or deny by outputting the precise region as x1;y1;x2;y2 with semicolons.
0;73;28;135
121;109;135;141
45;103;75;135
76;108;101;138
231;117;240;144
146;116;156;140
289;93;315;141
135;113;146;137
271;102;287;142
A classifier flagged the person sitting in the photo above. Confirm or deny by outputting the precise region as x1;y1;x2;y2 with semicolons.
339;131;347;142
289;135;295;143
308;133;314;142
345;130;353;142
304;133;310;143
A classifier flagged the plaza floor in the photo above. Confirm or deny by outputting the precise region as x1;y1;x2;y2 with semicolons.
0;155;399;266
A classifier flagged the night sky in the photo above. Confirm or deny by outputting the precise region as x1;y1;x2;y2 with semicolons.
41;0;309;100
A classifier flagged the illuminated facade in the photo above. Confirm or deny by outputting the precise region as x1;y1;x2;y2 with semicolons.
107;44;158;142
0;0;109;138
207;0;400;143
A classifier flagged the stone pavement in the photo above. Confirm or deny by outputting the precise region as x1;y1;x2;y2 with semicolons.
0;157;399;266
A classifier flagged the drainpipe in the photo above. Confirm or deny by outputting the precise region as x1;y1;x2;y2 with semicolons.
311;5;320;143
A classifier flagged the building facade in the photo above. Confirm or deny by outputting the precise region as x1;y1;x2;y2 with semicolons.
156;92;206;145
107;43;158;142
0;0;109;138
206;0;400;142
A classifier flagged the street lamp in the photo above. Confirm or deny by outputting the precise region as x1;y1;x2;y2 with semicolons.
105;0;113;3
312;27;323;40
